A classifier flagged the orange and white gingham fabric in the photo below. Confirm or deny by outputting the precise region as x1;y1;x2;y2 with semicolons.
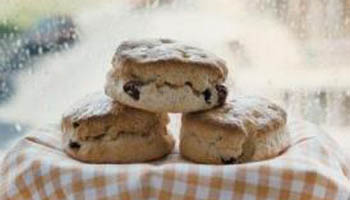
0;120;349;200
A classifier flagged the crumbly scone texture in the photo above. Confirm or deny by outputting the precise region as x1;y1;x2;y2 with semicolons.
61;92;174;163
180;96;289;164
105;38;228;113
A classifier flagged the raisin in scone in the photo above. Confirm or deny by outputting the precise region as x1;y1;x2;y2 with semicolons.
105;38;228;113
180;96;289;164
61;92;174;163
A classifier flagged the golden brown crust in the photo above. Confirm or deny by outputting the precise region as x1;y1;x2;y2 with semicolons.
180;96;289;164
111;39;228;91
183;96;287;136
113;38;227;81
105;39;229;113
61;92;169;140
61;92;174;163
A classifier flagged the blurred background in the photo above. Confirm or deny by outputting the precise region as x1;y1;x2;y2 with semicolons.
0;0;349;155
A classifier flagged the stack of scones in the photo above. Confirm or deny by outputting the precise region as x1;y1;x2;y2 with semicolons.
61;38;290;164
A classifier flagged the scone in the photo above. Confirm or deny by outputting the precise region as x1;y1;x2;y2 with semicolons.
61;92;175;163
105;38;228;113
180;96;289;164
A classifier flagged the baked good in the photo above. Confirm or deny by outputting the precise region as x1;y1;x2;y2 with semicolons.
180;96;289;164
61;92;175;163
105;38;228;113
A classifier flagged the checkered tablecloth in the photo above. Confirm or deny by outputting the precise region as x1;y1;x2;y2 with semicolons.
1;120;349;200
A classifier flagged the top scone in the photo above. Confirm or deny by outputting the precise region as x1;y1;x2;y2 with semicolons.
105;38;228;113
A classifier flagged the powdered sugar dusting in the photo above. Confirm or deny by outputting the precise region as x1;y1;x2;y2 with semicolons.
204;96;287;132
63;92;114;121
116;38;225;68
230;96;286;128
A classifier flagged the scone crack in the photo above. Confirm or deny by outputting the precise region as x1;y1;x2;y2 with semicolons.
123;78;227;105
85;133;107;141
162;81;202;96
123;78;202;94
237;138;255;163
83;131;152;142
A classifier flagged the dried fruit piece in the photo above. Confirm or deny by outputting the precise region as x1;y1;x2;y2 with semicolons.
123;81;143;100
72;122;80;128
216;85;228;105
202;89;212;104
69;140;81;149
